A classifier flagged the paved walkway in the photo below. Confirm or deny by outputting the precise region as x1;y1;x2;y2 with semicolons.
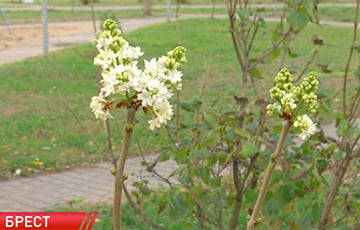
0;154;177;211
0;5;357;211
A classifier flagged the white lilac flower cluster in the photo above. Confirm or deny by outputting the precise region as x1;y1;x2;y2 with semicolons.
90;19;187;130
266;68;319;140
293;115;317;140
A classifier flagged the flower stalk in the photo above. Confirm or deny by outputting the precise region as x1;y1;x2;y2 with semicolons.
113;105;136;230
246;119;290;230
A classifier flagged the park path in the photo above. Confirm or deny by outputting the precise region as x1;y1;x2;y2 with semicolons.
0;154;177;211
0;4;356;211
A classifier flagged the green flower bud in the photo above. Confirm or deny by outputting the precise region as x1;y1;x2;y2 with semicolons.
103;19;120;33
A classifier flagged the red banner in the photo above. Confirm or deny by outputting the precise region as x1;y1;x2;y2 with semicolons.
0;212;98;230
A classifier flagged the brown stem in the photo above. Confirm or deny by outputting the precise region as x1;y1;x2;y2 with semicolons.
294;49;318;82
135;138;173;187
89;0;97;35
249;30;291;70
113;106;136;230
229;153;244;230
247;119;291;230
195;204;207;230
247;15;260;56
227;0;245;70
319;145;352;230
229;106;246;230
349;79;360;125
104;119;117;167
342;0;360;116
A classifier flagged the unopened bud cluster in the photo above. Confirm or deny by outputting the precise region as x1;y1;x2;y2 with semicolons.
266;68;319;140
90;19;187;130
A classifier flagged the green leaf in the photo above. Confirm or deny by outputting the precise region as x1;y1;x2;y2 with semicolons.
210;176;222;187
354;203;360;213
234;128;252;139
250;67;263;79
203;112;217;125
133;181;151;195
179;96;202;112
272;29;283;42
157;194;168;214
177;165;191;185
156;152;170;162
310;202;322;223
319;99;332;114
266;48;281;62
217;151;229;165
354;46;360;53
353;68;360;80
192;96;202;111
195;165;211;184
244;189;258;203
278;185;294;204
238;8;251;19
332;150;343;161
175;149;188;162
192;184;204;196
316;159;329;174
241;141;259;158
179;100;192;112
336;119;349;136
205;154;217;168
287;10;309;32
345;125;360;141
71;197;84;204
257;17;266;27
270;170;282;185
288;48;302;58
168;190;192;219
224;127;235;142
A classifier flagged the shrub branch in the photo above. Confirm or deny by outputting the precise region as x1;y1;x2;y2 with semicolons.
113;106;136;230
247;119;290;230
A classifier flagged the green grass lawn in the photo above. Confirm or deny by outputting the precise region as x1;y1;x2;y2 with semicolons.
0;17;358;180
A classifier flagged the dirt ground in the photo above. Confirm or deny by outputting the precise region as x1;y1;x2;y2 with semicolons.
0;22;94;50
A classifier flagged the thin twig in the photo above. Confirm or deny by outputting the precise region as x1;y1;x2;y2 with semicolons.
135;138;173;187
294;50;318;82
54;87;106;159
342;0;360;116
249;30;291;70
104;119;117;167
319;144;352;229
89;0;97;35
227;0;245;70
